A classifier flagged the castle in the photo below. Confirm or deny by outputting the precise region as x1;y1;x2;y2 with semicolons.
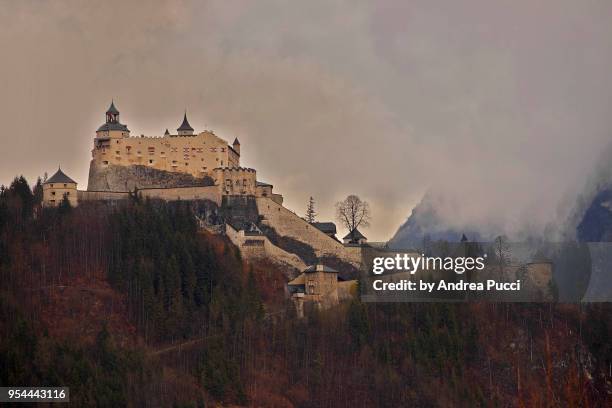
43;101;365;315
44;102;282;206
43;102;362;313
41;101;554;310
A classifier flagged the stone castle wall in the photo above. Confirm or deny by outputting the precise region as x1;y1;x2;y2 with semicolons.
256;197;362;266
78;185;221;205
225;223;306;274
91;131;239;179
214;167;258;196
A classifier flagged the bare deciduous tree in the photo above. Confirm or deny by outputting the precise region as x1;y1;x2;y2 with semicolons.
335;195;370;233
493;235;510;279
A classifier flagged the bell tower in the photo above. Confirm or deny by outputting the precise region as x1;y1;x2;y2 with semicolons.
96;100;130;139
106;100;120;124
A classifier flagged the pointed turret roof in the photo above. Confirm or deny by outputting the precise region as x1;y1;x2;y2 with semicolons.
177;112;194;132
164;129;170;136
45;167;76;184
233;137;240;145
106;100;119;114
343;228;366;241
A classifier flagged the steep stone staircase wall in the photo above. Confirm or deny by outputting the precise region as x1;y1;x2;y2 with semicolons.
256;197;362;266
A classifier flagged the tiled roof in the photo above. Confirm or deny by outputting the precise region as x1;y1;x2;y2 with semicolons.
46;168;76;184
177;113;194;131
343;228;366;240
304;264;338;273
311;222;336;234
106;101;119;114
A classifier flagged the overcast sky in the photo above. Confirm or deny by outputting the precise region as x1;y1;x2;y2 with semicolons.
1;0;612;241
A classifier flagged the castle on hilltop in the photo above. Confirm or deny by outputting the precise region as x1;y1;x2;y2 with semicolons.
43;102;282;206
43;101;364;314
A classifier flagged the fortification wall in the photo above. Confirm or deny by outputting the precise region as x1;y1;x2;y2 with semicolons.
225;223;306;273
214;167;257;196
78;186;221;205
256;197;362;266
78;190;129;201
88;162;216;192
139;186;221;204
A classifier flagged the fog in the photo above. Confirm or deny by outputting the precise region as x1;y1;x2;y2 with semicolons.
1;0;612;241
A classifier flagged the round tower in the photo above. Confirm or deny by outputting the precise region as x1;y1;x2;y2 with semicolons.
96;101;130;139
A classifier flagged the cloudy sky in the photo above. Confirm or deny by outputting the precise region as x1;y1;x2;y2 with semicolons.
1;0;612;241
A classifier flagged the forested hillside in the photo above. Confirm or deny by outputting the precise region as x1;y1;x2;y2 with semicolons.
1;176;611;407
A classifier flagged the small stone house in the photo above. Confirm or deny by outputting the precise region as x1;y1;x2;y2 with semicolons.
288;264;357;317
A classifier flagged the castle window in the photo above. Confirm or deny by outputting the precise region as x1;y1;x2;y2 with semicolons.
51;191;56;196
116;151;120;154
63;184;67;187
149;160;153;164
221;160;224;166
103;161;108;165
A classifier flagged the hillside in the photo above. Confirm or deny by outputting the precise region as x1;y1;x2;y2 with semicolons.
1;176;611;406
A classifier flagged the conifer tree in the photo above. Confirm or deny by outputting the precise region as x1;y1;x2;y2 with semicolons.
305;196;316;223
32;177;43;205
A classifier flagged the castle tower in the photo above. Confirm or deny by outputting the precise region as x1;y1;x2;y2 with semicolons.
106;101;119;123
177;112;194;136
43;167;78;207
232;137;241;156
96;101;130;139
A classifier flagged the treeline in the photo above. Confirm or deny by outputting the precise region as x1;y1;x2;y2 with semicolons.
0;176;262;405
1;175;611;406
107;197;263;343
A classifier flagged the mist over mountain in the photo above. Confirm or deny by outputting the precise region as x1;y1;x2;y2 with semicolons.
387;192;486;249
389;139;612;249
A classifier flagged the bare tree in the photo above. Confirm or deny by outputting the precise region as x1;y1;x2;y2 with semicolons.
305;196;317;223
335;195;370;233
493;235;510;279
